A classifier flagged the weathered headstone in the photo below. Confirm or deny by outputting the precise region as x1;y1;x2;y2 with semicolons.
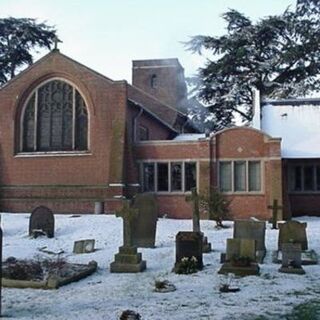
219;238;260;276
234;219;266;263
29;206;55;238
131;194;158;248
278;220;308;251
73;239;95;254
279;243;305;274
186;188;212;253
110;201;146;273
268;199;283;229
174;231;203;272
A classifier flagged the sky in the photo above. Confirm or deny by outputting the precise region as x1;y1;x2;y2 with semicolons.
1;0;296;83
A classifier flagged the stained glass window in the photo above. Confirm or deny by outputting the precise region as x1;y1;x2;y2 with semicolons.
22;80;88;152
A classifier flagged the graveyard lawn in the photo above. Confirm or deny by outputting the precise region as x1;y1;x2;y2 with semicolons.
2;214;320;320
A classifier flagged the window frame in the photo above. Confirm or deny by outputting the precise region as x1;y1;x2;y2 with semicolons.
289;163;320;193
139;160;198;194
19;78;90;155
218;159;263;194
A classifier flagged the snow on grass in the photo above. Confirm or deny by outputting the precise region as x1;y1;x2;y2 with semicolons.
1;213;320;320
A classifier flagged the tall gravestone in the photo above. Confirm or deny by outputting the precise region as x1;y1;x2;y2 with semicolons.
234;220;266;263
29;206;55;238
110;201;146;273
174;231;203;272
278;221;308;251
131;194;158;248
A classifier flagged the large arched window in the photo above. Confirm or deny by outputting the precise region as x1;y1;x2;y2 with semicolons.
22;79;88;152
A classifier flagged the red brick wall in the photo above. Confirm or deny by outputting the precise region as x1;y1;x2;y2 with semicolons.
0;51;128;212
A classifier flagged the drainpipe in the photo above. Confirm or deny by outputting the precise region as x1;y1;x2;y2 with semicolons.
133;107;143;142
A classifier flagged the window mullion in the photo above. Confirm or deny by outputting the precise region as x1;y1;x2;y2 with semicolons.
34;90;38;151
72;87;76;150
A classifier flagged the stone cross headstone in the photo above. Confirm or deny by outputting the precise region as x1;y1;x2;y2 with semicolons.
186;188;200;232
132;194;158;248
29;206;55;238
73;239;95;254
279;243;305;274
268;199;283;229
110;201;146;273
234;219;266;263
116;201;139;247
186;188;212;253
174;231;203;272
278;220;308;251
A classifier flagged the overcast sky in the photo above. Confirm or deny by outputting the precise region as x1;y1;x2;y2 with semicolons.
1;0;295;83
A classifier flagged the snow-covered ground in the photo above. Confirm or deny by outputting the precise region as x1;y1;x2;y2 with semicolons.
1;213;320;320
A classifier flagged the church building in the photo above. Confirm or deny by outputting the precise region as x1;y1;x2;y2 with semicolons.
0;49;283;220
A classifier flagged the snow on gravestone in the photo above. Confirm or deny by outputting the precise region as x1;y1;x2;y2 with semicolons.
29;206;55;238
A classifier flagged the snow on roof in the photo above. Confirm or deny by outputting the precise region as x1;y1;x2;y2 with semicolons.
173;133;206;141
261;103;320;158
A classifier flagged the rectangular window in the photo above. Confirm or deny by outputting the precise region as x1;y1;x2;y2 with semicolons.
220;160;261;193
143;163;155;192
157;163;169;191
219;162;232;192
185;162;197;191
234;161;246;192
289;164;320;192
171;162;182;191
249;161;261;191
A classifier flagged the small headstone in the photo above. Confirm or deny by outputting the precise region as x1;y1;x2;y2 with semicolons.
186;188;212;253
219;238;259;276
132;194;158;248
110;201;146;273
29;206;54;238
234;219;266;263
278;221;308;251
279;243;305;274
174;231;203;272
73;239;95;254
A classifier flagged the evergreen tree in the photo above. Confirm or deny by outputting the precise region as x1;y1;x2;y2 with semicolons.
0;17;57;85
186;0;320;130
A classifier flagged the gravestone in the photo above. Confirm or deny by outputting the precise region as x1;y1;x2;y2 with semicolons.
174;231;203;272
273;220;318;265
279;243;305;274
110;201;146;273
73;239;95;254
131;194;158;248
29;206;54;238
219;238;260;276
234;219;266;263
278;221;308;251
186;188;212;253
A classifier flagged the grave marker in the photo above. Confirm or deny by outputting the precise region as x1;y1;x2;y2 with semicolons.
174;231;203;272
29;206;55;238
234;219;266;263
132;194;158;248
279;243;305;274
110;201;146;273
268;199;283;229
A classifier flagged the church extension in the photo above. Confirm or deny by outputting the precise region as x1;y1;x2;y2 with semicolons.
0;48;316;220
